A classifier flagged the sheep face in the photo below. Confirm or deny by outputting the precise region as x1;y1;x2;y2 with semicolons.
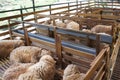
10;46;42;63
91;25;112;35
19;55;56;80
0;40;24;58
39;55;56;65
3;63;33;80
66;21;79;31
63;64;81;80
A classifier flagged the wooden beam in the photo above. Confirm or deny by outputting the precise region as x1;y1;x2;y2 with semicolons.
55;34;62;68
24;28;31;46
84;48;106;80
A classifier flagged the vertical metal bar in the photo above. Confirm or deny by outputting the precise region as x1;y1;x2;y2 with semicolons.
112;0;113;8
76;0;78;13
20;9;25;29
32;0;37;23
49;5;52;24
68;3;70;13
94;0;96;8
8;19;13;40
49;5;52;15
20;9;26;43
32;0;35;12
80;1;82;12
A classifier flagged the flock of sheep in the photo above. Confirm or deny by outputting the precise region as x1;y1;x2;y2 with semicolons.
0;18;112;80
40;19;112;35
0;40;85;80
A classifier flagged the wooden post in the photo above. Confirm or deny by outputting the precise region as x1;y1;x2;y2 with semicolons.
24;28;31;46
8;19;13;40
106;47;110;80
86;35;90;46
96;34;100;55
55;34;62;68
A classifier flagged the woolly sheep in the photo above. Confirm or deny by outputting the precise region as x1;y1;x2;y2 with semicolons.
64;20;72;24
91;25;112;35
18;55;56;80
42;20;51;26
55;21;66;28
10;46;52;64
66;21;80;31
63;64;85;80
82;29;92;33
0;40;24;58
2;63;33;80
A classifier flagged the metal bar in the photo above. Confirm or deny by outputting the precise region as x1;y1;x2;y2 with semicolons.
49;5;52;15
68;3;70;13
8;19;13;39
20;9;25;29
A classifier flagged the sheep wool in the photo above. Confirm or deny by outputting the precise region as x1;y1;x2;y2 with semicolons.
91;25;112;35
10;46;42;63
10;47;52;64
64;20;72;24
2;63;33;80
18;55;56;80
63;64;84;80
0;40;24;58
82;29;92;33
66;21;79;31
55;21;66;28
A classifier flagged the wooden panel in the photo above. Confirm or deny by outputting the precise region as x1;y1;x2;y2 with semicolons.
84;48;106;80
63;54;91;67
93;63;105;80
62;46;95;60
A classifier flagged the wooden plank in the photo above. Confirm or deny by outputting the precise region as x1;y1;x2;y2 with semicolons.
0;24;32;37
62;46;95;60
99;71;105;80
55;34;62;68
12;31;95;60
8;19;13;39
96;34;100;55
0;22;19;29
84;48;106;80
63;54;91;67
24;28;31;46
110;36;120;78
93;63;105;80
12;31;55;49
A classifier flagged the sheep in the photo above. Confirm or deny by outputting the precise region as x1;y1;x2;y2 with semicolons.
91;25;112;35
18;55;56;80
82;29;92;33
42;20;50;25
64;20;72;24
14;37;23;40
2;63;33;80
63;64;85;80
66;21;80;31
0;40;24;58
10;46;52;64
55;20;66;28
